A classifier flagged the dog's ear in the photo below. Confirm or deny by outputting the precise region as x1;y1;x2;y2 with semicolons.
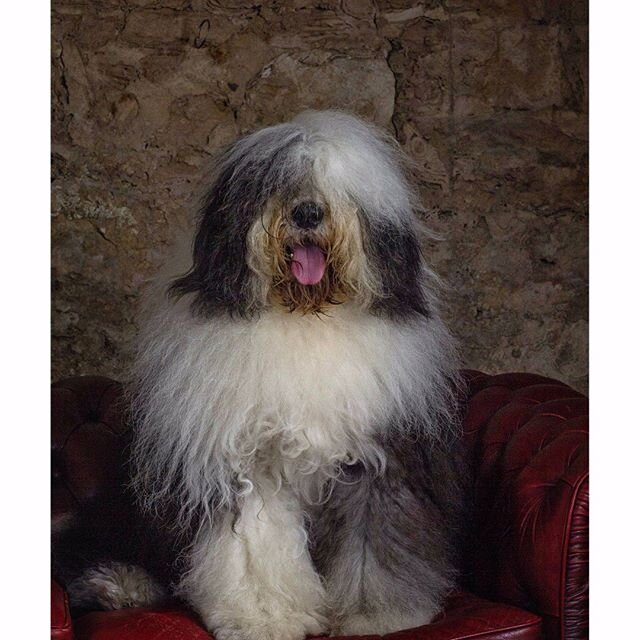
169;156;256;317
360;214;430;319
170;127;305;317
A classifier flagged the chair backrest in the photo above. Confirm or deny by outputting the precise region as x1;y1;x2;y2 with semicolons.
51;376;128;534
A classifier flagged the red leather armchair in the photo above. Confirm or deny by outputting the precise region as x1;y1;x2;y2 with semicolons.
51;371;588;640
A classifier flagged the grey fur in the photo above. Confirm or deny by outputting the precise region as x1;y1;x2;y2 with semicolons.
171;124;308;317
55;111;468;639
310;422;467;634
66;562;166;611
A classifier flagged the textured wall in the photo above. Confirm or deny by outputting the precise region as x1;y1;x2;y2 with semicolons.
51;0;588;392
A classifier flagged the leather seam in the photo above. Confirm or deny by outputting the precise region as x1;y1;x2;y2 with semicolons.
60;418;122;449
419;617;543;640
51;584;72;631
559;470;589;640
508;420;587;479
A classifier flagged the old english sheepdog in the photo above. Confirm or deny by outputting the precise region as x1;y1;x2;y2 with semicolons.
59;110;468;639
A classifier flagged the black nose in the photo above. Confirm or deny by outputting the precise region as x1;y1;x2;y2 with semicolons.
291;201;324;230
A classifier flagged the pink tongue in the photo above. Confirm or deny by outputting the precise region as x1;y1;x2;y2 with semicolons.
291;244;326;285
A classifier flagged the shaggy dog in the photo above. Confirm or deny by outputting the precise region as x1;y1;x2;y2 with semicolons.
56;110;467;640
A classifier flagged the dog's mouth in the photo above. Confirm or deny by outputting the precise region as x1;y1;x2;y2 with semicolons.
286;243;327;286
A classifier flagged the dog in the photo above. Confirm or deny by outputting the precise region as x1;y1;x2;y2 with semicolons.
56;110;467;639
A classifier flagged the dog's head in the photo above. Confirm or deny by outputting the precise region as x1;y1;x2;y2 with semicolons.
171;110;432;318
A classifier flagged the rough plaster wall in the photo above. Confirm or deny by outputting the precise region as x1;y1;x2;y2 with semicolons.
51;0;588;392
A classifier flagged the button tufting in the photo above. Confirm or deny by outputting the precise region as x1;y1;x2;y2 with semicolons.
52;371;587;640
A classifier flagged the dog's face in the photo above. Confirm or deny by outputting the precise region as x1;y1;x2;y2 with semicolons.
171;111;431;319
246;188;376;314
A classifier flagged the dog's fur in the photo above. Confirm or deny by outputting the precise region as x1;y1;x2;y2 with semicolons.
53;111;467;639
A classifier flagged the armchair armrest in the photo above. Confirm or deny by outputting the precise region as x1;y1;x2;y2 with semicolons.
52;579;73;640
461;371;588;640
52;376;127;527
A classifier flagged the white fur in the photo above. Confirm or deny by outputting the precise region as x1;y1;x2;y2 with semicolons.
178;481;327;640
130;110;460;639
294;110;422;229
131;298;455;527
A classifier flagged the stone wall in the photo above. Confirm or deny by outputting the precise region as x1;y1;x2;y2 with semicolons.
52;0;588;392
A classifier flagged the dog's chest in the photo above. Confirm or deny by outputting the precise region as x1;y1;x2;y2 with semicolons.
215;309;406;470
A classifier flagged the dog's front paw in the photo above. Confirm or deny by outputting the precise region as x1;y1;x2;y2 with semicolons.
213;610;327;640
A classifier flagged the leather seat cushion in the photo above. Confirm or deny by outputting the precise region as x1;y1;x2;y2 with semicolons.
74;591;542;640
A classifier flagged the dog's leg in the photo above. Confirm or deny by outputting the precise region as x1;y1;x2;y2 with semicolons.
312;442;465;636
180;484;327;640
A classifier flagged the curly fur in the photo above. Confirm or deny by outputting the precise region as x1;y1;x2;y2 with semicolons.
121;110;467;639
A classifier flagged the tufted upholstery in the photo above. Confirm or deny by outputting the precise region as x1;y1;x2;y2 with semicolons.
51;371;588;640
51;376;127;534
460;371;588;640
